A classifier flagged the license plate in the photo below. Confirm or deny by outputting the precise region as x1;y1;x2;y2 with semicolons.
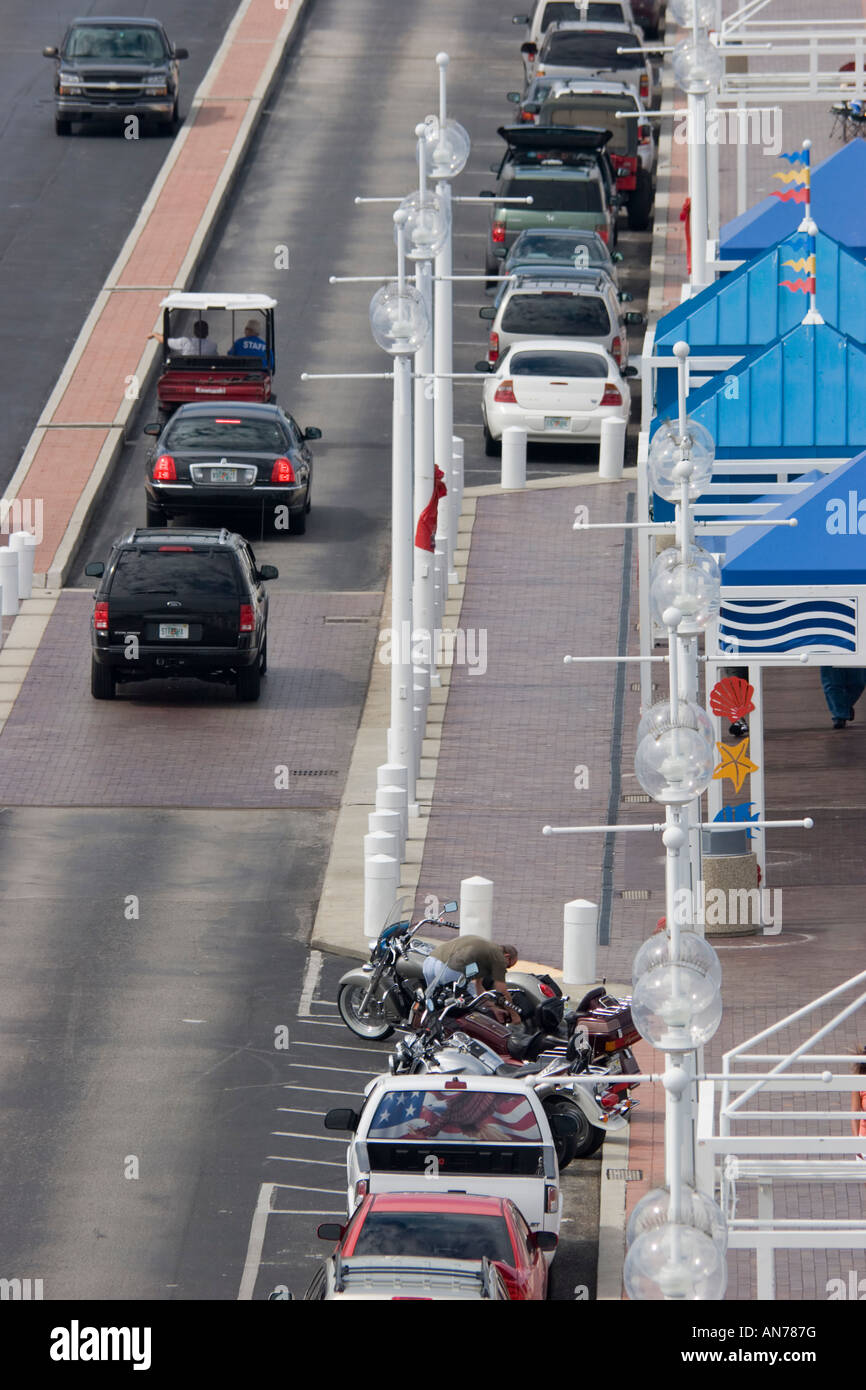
159;623;188;640
209;467;237;483
544;416;569;430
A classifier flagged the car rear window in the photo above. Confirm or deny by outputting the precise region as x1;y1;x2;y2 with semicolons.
109;551;240;597
510;349;609;376
65;25;167;60
540;2;627;28
502;176;603;212
511;233;607;266
352;1212;514;1262
164;417;286;451
367;1089;543;1143
542;31;646;68
501;292;611;337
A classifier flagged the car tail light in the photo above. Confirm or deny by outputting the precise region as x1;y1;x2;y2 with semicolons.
487;331;500;365
271;456;296;484
639;74;649;101
545;1185;558;1213
638;125;651;146
94;601;109;632
354;1179;369;1200
153;454;176;481
611;335;623;367
239;604;255;633
600;383;623;406
491;220;506;244
520;110;536;123
597;225;609;245
494;379;516;404
158;545;193;552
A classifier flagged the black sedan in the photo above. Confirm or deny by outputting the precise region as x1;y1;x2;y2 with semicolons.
143;402;321;534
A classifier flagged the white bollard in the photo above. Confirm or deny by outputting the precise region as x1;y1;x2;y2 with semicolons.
562;899;598;997
598;416;626;480
459;875;494;940
377;762;408;795
9;532;37;600
376;784;407;856
0;547;19;616
501;427;527;490
364;853;400;944
369;808;403;844
364;828;398;864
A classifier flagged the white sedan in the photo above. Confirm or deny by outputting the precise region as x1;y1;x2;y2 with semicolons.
478;338;633;455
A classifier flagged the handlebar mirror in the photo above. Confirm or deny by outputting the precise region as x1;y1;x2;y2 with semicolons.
442;900;458;913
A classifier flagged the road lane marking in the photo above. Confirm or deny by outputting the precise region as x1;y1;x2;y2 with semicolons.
267;1155;345;1167
262;1179;343;1194
298;950;323;1017
292;1040;388;1056
288;1062;373;1076
281;1085;363;1096
271;1131;346;1142
238;1181;275;1301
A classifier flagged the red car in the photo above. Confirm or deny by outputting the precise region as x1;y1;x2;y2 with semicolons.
316;1192;557;1300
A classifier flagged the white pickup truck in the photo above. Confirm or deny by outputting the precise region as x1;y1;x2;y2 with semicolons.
325;1073;573;1245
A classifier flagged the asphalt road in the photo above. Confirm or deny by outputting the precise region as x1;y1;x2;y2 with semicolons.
0;0;648;1301
0;0;240;487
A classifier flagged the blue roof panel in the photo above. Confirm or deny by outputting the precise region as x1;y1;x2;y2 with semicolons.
720;141;866;260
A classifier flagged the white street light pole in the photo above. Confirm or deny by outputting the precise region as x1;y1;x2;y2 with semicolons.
387;212;417;789
433;54;457;586
413;126;437;690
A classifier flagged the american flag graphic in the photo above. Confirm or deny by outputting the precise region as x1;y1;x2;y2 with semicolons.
369;1089;542;1143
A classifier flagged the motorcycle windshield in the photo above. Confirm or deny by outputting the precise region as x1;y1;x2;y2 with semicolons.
380;895;413;937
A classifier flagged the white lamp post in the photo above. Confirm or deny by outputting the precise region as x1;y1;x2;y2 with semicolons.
672;5;723;292
369;212;430;791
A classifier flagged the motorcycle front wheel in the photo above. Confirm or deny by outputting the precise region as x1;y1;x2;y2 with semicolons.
337;982;395;1040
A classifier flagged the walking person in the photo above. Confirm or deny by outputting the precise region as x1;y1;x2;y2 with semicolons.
820;666;866;729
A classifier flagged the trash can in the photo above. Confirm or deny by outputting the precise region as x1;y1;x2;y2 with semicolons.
700;826;760;937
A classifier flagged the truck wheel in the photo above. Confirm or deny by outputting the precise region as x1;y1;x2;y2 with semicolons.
55;118;72;136
627;169;654;231
91;660;116;701
236;662;261;702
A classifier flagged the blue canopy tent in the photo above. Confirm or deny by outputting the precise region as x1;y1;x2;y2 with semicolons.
719;139;866;263
650;231;866;416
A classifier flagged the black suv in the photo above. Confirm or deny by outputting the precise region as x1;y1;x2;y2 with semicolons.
43;17;188;136
86;529;276;702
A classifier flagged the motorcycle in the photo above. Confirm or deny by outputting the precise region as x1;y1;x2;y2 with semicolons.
389;991;634;1166
336;898;560;1041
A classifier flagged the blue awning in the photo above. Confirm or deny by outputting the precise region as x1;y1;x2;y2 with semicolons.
720;141;866;260
722;450;866;585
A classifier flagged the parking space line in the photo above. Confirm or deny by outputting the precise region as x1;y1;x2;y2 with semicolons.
298;949;323;1018
271;1209;344;1217
277;1106;326;1116
288;1063;373;1077
238;1181;276;1301
271;1131;346;1142
281;1085;363;1097
262;1179;343;1194
267;1155;345;1167
292;1040;388;1056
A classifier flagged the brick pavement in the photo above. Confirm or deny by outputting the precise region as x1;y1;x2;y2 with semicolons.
0;592;379;809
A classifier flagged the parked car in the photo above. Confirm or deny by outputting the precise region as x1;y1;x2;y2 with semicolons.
43;16;187;136
480;270;643;366
311;1192;556;1300
302;1254;512;1301
501;227;624;284
143;402;320;533
506;75;557;123
629;0;664;40
153;293;278;425
85;528;276;702
514;0;641;79
535;80;655;229
529;22;655;107
482;125;620;277
324;1074;573;1242
477;338;634;454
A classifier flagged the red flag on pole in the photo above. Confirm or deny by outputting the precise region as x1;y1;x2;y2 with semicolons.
680;197;692;276
415;466;447;552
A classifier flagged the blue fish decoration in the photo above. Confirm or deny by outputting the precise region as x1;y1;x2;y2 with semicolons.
713;802;761;839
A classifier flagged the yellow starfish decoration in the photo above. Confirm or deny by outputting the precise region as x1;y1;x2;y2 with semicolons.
713;738;758;794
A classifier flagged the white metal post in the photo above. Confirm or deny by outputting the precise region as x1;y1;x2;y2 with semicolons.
388;214;416;798
450;435;464;584
434;176;455;579
414;129;437;691
562;899;598;995
364;853;399;943
501;427;527;489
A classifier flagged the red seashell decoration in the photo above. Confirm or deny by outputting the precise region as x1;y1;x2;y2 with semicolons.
709;676;755;721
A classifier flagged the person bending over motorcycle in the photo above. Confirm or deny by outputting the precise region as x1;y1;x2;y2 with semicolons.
423;935;520;1022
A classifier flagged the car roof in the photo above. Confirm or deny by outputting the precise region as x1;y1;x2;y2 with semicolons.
168;402;283;419
503;337;611;356
544;79;642;101
115;527;242;550
504;275;610;294
509;263;610;280
367;1193;508;1216
70;15;164;24
160;293;277;311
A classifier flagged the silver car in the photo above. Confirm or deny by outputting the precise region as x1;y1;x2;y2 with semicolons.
530;22;654;107
480;271;643;369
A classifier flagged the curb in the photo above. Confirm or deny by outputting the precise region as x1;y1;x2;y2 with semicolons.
8;0;312;590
